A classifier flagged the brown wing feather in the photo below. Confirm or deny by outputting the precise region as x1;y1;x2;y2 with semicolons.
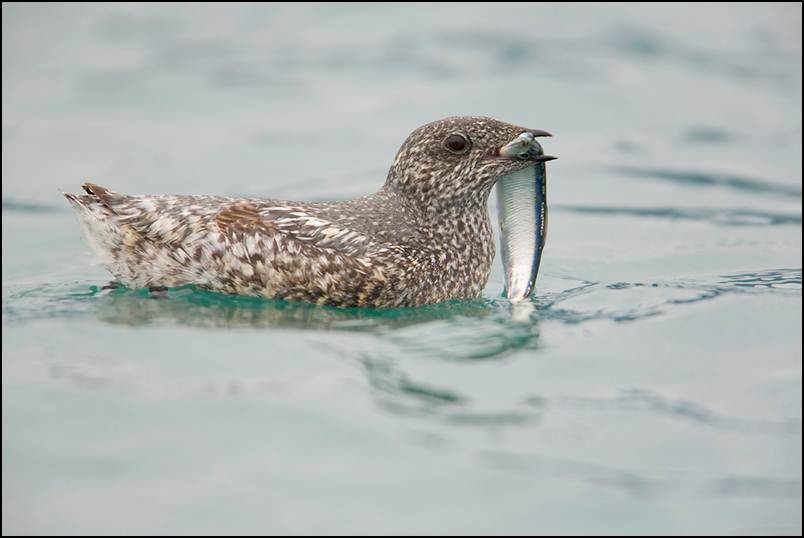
215;202;276;237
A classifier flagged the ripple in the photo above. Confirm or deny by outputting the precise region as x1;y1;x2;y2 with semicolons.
481;451;801;499
553;388;801;436
614;166;802;199
360;347;800;436
536;268;801;325
612;139;648;156
720;268;802;289
608;24;801;88
481;451;663;497
555;204;801;226
710;477;802;498
362;356;468;406
360;351;544;426
4;274;800;442
2;281;103;323
1;281;496;331
4;268;798;333
681;125;736;144
379;305;542;362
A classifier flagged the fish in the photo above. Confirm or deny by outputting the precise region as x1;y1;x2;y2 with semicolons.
496;132;552;301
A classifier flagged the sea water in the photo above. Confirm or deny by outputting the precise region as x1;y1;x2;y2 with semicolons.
2;3;801;534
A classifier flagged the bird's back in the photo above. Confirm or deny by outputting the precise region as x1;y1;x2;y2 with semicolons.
64;183;488;307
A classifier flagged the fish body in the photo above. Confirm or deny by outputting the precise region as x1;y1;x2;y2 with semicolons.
496;133;550;300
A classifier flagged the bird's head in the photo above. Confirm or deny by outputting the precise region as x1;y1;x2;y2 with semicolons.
385;116;556;210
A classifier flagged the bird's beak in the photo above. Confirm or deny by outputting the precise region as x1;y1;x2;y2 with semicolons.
495;131;557;162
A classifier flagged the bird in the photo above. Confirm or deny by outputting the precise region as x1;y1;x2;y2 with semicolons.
64;116;554;308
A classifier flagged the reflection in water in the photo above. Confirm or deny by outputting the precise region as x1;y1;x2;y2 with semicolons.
360;339;544;427
92;286;498;332
88;285;547;425
1;281;496;331
4;267;799;332
4;280;549;425
3;271;799;436
3;265;798;336
379;303;542;362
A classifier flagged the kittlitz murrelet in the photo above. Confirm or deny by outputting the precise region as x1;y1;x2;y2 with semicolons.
65;116;554;307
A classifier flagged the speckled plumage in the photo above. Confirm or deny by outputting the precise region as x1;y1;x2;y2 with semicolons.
65;116;551;307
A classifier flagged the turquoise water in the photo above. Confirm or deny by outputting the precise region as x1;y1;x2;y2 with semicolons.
2;3;802;534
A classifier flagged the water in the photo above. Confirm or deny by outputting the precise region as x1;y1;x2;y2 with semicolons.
2;3;802;534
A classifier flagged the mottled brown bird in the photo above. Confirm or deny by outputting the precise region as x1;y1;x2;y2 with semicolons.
65;116;553;307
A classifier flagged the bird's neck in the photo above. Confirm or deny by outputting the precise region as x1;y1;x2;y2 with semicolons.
381;180;491;234
416;196;496;300
384;182;494;261
373;183;495;300
381;168;496;280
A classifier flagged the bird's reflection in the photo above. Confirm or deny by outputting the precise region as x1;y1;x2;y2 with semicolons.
92;285;513;332
90;285;546;424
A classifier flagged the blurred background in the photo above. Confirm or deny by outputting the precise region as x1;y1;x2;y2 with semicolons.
3;3;802;535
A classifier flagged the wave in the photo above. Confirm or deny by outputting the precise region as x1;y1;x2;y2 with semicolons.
614;166;802;199
481;450;802;499
4;268;799;332
555;204;802;226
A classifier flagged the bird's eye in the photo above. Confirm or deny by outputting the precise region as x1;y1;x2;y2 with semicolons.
444;133;471;154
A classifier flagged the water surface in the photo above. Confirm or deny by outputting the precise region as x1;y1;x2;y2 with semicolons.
2;3;802;535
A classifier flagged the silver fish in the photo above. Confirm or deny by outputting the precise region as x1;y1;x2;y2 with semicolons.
496;132;553;301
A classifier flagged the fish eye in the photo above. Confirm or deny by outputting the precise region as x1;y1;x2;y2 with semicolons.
444;133;471;154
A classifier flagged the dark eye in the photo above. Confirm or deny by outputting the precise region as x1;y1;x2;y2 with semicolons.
444;133;471;154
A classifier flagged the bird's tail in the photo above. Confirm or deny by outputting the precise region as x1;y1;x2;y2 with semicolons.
63;184;122;268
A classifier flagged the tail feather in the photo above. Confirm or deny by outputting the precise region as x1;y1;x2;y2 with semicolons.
64;192;101;210
64;185;122;269
80;182;129;214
